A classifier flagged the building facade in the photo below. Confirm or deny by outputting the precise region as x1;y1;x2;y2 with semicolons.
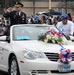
21;0;74;17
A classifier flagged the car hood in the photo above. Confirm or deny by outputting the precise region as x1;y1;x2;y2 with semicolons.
14;40;74;53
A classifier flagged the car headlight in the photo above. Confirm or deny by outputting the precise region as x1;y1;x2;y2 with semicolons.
23;50;45;60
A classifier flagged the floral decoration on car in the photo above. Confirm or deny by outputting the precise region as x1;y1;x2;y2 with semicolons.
59;44;73;64
38;29;67;45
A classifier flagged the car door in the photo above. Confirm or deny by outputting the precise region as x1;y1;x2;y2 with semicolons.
0;42;5;70
0;47;2;61
0;41;9;71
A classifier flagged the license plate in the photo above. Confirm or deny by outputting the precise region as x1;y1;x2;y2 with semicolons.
58;64;71;72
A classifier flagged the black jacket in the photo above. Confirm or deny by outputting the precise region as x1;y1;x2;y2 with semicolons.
3;11;27;25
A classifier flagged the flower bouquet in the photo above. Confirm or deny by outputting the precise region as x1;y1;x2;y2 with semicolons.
38;29;67;45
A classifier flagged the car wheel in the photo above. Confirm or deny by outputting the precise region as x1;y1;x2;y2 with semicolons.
9;56;20;75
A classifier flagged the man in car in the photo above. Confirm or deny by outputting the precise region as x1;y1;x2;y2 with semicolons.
3;2;27;26
56;13;74;37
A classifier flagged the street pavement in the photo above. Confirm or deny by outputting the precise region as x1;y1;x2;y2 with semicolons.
0;73;8;75
0;71;8;75
1;72;74;75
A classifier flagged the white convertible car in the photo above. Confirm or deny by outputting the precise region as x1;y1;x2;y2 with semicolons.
0;24;74;75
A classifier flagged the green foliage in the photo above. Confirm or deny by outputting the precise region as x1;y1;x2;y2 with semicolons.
38;33;45;40
56;38;62;43
9;0;20;7
0;0;5;8
0;0;20;8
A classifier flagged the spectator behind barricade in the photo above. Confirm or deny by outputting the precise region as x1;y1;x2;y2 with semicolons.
0;27;4;36
56;13;74;37
48;15;51;20
67;13;72;21
2;17;11;27
28;15;34;24
0;18;2;26
72;18;74;23
53;16;61;26
51;15;54;24
41;15;46;24
53;17;57;26
46;18;52;25
34;13;39;24
56;16;62;23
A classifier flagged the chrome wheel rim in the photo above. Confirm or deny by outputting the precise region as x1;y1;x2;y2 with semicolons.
11;60;17;75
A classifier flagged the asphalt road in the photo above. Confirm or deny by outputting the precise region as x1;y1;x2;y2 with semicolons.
1;72;74;75
0;71;8;75
0;73;8;75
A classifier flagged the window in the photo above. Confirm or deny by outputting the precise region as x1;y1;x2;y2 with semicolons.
13;26;50;40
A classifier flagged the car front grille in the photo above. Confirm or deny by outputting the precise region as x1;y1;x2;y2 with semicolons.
45;52;59;61
45;52;74;62
72;52;74;61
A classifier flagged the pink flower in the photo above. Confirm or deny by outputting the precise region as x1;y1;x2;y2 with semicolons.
56;33;61;37
66;49;71;53
44;36;46;39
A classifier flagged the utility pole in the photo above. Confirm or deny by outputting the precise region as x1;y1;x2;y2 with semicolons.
33;0;35;15
49;0;51;10
65;0;67;13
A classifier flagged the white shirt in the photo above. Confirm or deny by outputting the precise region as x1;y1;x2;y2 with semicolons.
19;12;21;16
56;20;74;36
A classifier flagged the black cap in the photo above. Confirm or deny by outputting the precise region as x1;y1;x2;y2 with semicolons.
15;2;24;7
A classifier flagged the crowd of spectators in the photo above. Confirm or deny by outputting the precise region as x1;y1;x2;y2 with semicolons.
27;13;74;25
0;1;74;37
0;10;74;36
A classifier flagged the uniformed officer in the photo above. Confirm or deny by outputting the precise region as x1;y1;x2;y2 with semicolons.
3;2;27;26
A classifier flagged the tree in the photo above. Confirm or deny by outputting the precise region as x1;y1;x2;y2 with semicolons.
0;0;5;14
33;0;35;15
0;0;5;8
5;0;10;8
9;0;20;7
68;1;74;11
58;0;74;13
4;0;20;8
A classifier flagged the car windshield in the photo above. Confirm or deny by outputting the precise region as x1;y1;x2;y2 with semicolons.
13;25;50;40
12;25;67;41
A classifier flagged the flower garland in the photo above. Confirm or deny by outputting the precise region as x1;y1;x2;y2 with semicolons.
38;29;73;64
38;29;67;45
59;44;72;64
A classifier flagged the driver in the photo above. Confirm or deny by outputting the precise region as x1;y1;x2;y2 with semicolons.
56;13;74;37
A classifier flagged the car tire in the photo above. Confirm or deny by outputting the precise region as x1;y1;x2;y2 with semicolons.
9;56;20;75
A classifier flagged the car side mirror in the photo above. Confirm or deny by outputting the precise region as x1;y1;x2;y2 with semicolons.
0;36;10;43
0;36;7;41
69;36;74;42
6;36;10;43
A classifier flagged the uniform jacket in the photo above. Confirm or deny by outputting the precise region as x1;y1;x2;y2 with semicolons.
3;11;27;25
